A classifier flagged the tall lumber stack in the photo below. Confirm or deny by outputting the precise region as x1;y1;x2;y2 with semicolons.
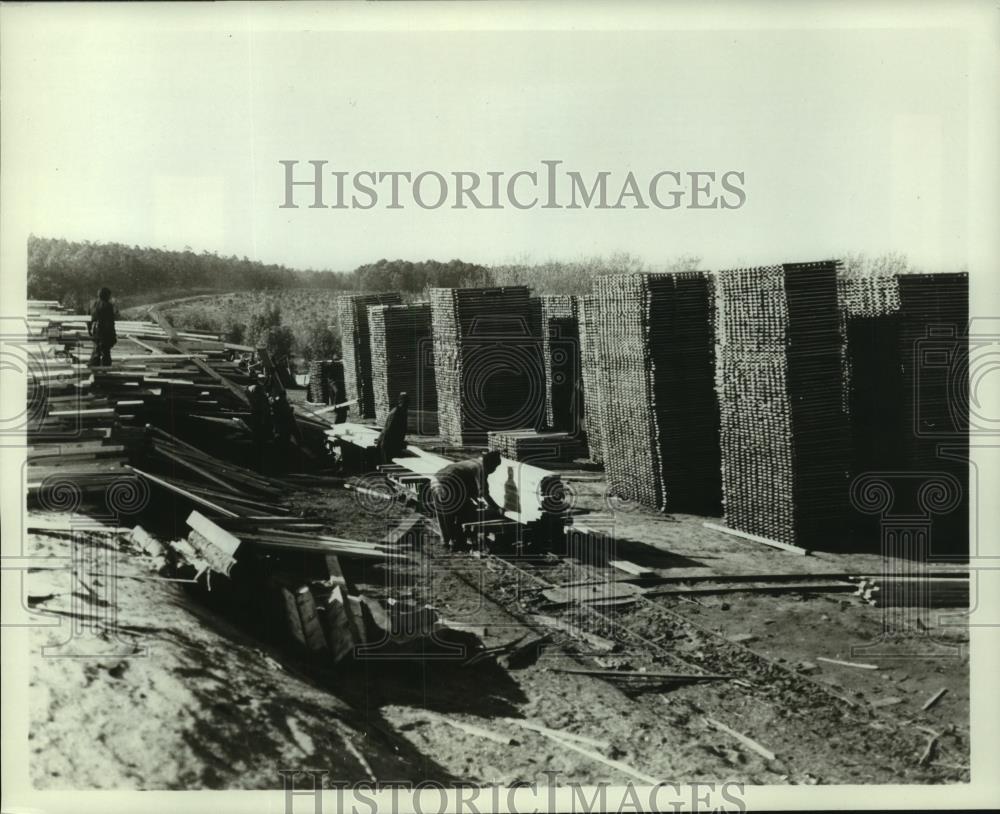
337;293;402;419
538;295;583;437
307;359;345;405
577;295;604;464
716;261;849;548
897;273;969;555
591;273;721;513
368;302;438;433
836;272;968;555
429;286;545;446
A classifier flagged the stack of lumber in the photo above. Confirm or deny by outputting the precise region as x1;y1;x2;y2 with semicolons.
577;295;604;464
537;294;583;435
368;302;438;432
336;293;402;419
854;572;969;608
487;429;586;464
897;273;969;554
716;261;849;549
591;272;721;513
839;274;905;472
429;286;546;446
306;359;345;405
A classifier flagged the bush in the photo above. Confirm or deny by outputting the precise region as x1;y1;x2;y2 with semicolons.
261;324;295;362
297;320;340;363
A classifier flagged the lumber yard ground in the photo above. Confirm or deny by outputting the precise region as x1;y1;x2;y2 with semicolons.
27;433;969;789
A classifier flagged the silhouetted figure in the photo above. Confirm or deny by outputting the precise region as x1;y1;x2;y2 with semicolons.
432;450;503;552
376;392;409;463
269;388;302;471
245;383;272;468
88;287;117;367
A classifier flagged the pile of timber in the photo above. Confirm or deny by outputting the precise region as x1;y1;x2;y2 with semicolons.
487;429;586;464
716;261;850;549
337;293;402;419
537;294;583;436
590;272;721;513
429;286;546;446
577;295;605;464
896;273;969;553
854;573;969;608
835;273;969;554
306;359;345;405
368;302;438;433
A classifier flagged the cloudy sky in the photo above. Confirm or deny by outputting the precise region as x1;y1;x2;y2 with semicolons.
1;2;996;275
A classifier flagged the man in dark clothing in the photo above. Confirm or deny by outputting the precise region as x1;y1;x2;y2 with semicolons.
88;287;117;367
375;392;409;464
245;383;272;468
431;450;503;551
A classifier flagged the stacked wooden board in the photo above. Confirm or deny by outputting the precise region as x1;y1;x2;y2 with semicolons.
306;359;346;405
537;294;583;436
716;261;849;549
487;429;587;464
429;286;546;446
336;293;402;419
368;302;438;433
577;295;604;464
590;273;721;513
897;273;969;555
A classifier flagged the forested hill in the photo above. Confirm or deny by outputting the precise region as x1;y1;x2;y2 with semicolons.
26;235;493;310
26;235;355;310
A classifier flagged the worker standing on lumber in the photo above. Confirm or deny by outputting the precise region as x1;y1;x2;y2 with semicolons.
375;392;409;463
431;450;503;552
87;287;117;367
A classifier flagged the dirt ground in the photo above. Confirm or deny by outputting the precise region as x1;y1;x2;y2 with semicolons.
26;451;970;789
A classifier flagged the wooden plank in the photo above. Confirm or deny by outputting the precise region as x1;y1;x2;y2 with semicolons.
645;582;857;598
816;656;879;670
702;522;811;556
552;668;732;681
186;511;242;558
280;586;307;646
706;718;776;761
323;586;356;662
423;712;515;746
154;446;242;494
608;560;655;577
500;718;609;750
128;466;238;518
922;688;948;711
295;587;329;653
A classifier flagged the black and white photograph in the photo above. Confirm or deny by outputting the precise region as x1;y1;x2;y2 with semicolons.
1;2;998;812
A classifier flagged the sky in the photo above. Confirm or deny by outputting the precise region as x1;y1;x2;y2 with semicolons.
0;2;994;276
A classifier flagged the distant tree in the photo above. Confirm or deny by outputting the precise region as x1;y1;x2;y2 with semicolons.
297;320;340;363
247;303;283;345
260;324;295;362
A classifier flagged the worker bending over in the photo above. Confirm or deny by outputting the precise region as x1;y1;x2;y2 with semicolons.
376;392;409;463
431;450;503;552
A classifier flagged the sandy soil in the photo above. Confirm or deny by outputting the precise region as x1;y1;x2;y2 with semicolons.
26;458;969;789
